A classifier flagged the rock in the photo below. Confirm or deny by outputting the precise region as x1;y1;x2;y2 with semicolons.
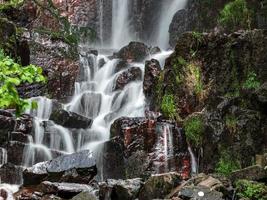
99;178;143;200
197;176;224;192
39;181;95;199
230;165;267;182
149;46;161;55
50;109;93;129
23;150;97;186
71;191;97;200
114;60;128;73
110;117;157;152
101;137;125;180
114;67;142;90
254;82;267;114
0;17;17;57
0;163;25;184
138;172;181;200
143;59;161;109
178;185;224;200
114;42;149;62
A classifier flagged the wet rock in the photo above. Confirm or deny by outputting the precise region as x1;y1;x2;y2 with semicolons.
0;17;17;57
23;150;97;186
39;181;95;199
143;59;161;109
114;67;142;90
114;60;128;73
114;42;149;62
230;165;267;182
138;172;181;200
74;92;102;119
101;137;125;180
0;163;25;184
0;111;16;146
71;191;97;200
14;114;33;134
99;178;143;200
98;58;106;69
110;117;157;152
50;109;93;129
149;46;161;55
179;185;224;200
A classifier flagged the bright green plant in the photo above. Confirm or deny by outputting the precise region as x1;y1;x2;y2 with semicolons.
236;180;267;200
0;49;46;116
215;151;240;176
184;115;205;146
0;0;24;9
242;71;260;90
161;94;177;120
219;0;251;31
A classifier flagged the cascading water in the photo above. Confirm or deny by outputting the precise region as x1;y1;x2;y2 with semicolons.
156;0;188;49
111;0;134;49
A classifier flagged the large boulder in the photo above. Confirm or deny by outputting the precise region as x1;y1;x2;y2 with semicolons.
178;186;224;200
99;178;143;200
230;165;267;182
50;109;93;129
23;150;97;186
114;67;142;90
113;42;149;62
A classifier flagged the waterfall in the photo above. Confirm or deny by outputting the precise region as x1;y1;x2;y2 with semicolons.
0;148;7;167
99;0;104;46
156;0;187;49
188;146;198;174
111;0;134;49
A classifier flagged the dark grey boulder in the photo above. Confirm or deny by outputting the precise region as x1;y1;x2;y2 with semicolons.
23;150;97;186
50;109;92;129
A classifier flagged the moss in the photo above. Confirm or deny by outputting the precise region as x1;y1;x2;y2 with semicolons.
215;150;240;176
184;115;205;146
161;94;177;120
235;180;267;200
218;0;252;31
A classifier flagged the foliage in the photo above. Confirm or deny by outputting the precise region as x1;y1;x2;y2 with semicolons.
242;71;260;90
218;0;251;31
161;94;177;120
225;114;238;133
0;0;24;10
215;150;240;176
236;180;267;200
190;64;203;95
32;0;96;45
184;115;204;146
0;49;46;116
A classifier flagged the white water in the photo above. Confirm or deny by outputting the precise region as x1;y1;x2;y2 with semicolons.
0;148;7;167
99;0;104;45
111;0;134;49
154;123;174;172
0;184;19;200
188;146;198;174
156;0;187;49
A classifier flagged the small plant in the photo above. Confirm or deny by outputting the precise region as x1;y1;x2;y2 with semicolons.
187;63;204;97
184;115;205;146
215;150;240;176
225;114;238;133
236;180;267;200
0;49;46;115
242;71;260;90
218;0;251;31
161;94;177;120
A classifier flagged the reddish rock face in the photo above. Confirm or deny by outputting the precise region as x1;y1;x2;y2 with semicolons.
110;117;191;179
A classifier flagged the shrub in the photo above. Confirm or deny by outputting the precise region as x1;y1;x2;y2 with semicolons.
0;49;46;115
161;94;177;120
236;180;267;200
218;0;251;31
215;151;240;176
184;115;205;146
242;71;260;90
